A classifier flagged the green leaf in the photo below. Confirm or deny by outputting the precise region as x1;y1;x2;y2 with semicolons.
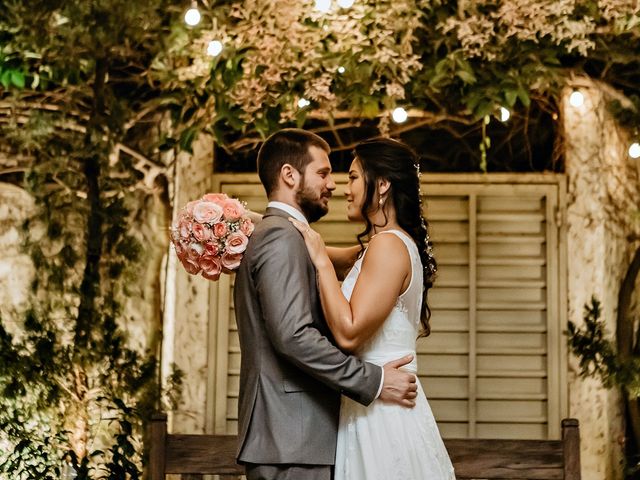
179;126;198;152
504;89;518;107
295;111;307;128
434;57;451;75
455;57;477;85
11;70;25;89
516;85;531;107
0;70;11;89
361;98;379;118
456;70;476;85
474;100;494;119
464;92;483;111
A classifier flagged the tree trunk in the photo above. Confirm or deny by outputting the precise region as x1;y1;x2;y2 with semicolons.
74;56;108;349
617;247;640;452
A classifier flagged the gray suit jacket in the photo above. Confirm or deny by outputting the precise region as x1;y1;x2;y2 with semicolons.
233;207;382;465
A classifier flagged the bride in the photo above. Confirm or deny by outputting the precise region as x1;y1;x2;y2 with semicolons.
290;137;455;480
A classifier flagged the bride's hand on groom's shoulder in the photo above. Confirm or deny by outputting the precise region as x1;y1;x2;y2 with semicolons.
380;355;418;408
289;218;330;269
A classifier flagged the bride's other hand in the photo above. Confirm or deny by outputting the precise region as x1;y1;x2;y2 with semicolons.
289;218;330;269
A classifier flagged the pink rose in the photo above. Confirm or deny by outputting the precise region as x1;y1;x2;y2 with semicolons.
170;227;180;244
191;222;211;242
204;242;219;256
187;243;204;260
184;200;199;216
199;254;222;281
222;198;246;221
179;239;190;253
178;218;191;239
240;218;255;236
193;201;223;224
213;222;228;238
221;252;243;270
202;193;228;207
180;256;201;275
202;270;221;281
225;231;249;254
173;240;185;257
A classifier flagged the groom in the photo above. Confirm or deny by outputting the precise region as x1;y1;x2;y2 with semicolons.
233;129;418;480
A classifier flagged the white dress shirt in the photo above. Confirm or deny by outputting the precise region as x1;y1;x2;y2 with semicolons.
267;201;308;225
266;201;385;399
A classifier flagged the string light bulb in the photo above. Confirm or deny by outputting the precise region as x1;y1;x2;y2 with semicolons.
392;107;408;124
337;0;355;7
184;2;201;26
314;0;331;12
569;90;584;108
499;107;510;122
337;66;345;74
298;98;311;109
207;40;223;57
629;142;640;159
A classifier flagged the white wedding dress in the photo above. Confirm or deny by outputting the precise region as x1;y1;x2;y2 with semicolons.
335;230;456;480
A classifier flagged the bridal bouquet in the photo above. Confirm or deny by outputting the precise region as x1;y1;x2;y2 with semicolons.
171;193;255;281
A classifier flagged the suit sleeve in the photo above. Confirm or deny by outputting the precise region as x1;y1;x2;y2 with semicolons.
254;225;382;406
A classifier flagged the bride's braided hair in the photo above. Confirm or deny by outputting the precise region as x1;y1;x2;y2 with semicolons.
354;138;437;337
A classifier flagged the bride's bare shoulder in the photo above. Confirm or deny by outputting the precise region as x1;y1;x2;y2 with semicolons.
364;232;410;265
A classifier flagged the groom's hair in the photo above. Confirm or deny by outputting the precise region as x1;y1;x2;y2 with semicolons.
257;129;330;196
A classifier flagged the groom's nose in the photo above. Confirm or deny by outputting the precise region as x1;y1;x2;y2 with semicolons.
326;174;336;191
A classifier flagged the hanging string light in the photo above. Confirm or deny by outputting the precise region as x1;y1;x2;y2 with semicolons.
337;0;355;7
499;107;510;122
314;0;331;12
629;142;640;159
392;107;408;123
569;90;584;108
298;98;311;109
207;40;223;57
184;1;201;26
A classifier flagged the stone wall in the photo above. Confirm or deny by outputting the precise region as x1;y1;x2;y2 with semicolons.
0;183;35;333
563;81;640;480
0;154;171;404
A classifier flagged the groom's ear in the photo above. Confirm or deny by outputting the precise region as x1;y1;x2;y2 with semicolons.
281;164;301;189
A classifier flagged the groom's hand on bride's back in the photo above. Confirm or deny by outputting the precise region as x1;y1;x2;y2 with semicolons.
380;355;418;407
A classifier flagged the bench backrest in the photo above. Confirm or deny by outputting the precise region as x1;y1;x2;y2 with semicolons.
149;415;580;480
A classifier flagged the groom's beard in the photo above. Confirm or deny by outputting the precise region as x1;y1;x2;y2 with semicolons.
296;178;331;223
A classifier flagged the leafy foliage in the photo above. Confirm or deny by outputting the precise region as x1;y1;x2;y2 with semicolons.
567;296;640;397
0;121;163;477
152;0;640;153
0;1;182;477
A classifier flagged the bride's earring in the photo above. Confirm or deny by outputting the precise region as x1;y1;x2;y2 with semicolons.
378;195;385;206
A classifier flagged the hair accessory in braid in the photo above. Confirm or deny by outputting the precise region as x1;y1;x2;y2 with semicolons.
415;161;436;278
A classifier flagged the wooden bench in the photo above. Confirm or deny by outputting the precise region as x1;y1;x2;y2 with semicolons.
149;414;580;479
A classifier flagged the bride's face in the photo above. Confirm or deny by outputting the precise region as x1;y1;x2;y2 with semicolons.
345;157;366;222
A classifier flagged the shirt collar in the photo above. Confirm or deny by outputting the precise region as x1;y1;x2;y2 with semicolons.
267;201;309;225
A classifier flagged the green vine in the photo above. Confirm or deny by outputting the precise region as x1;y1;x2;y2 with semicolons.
567;295;640;478
567;297;640;396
